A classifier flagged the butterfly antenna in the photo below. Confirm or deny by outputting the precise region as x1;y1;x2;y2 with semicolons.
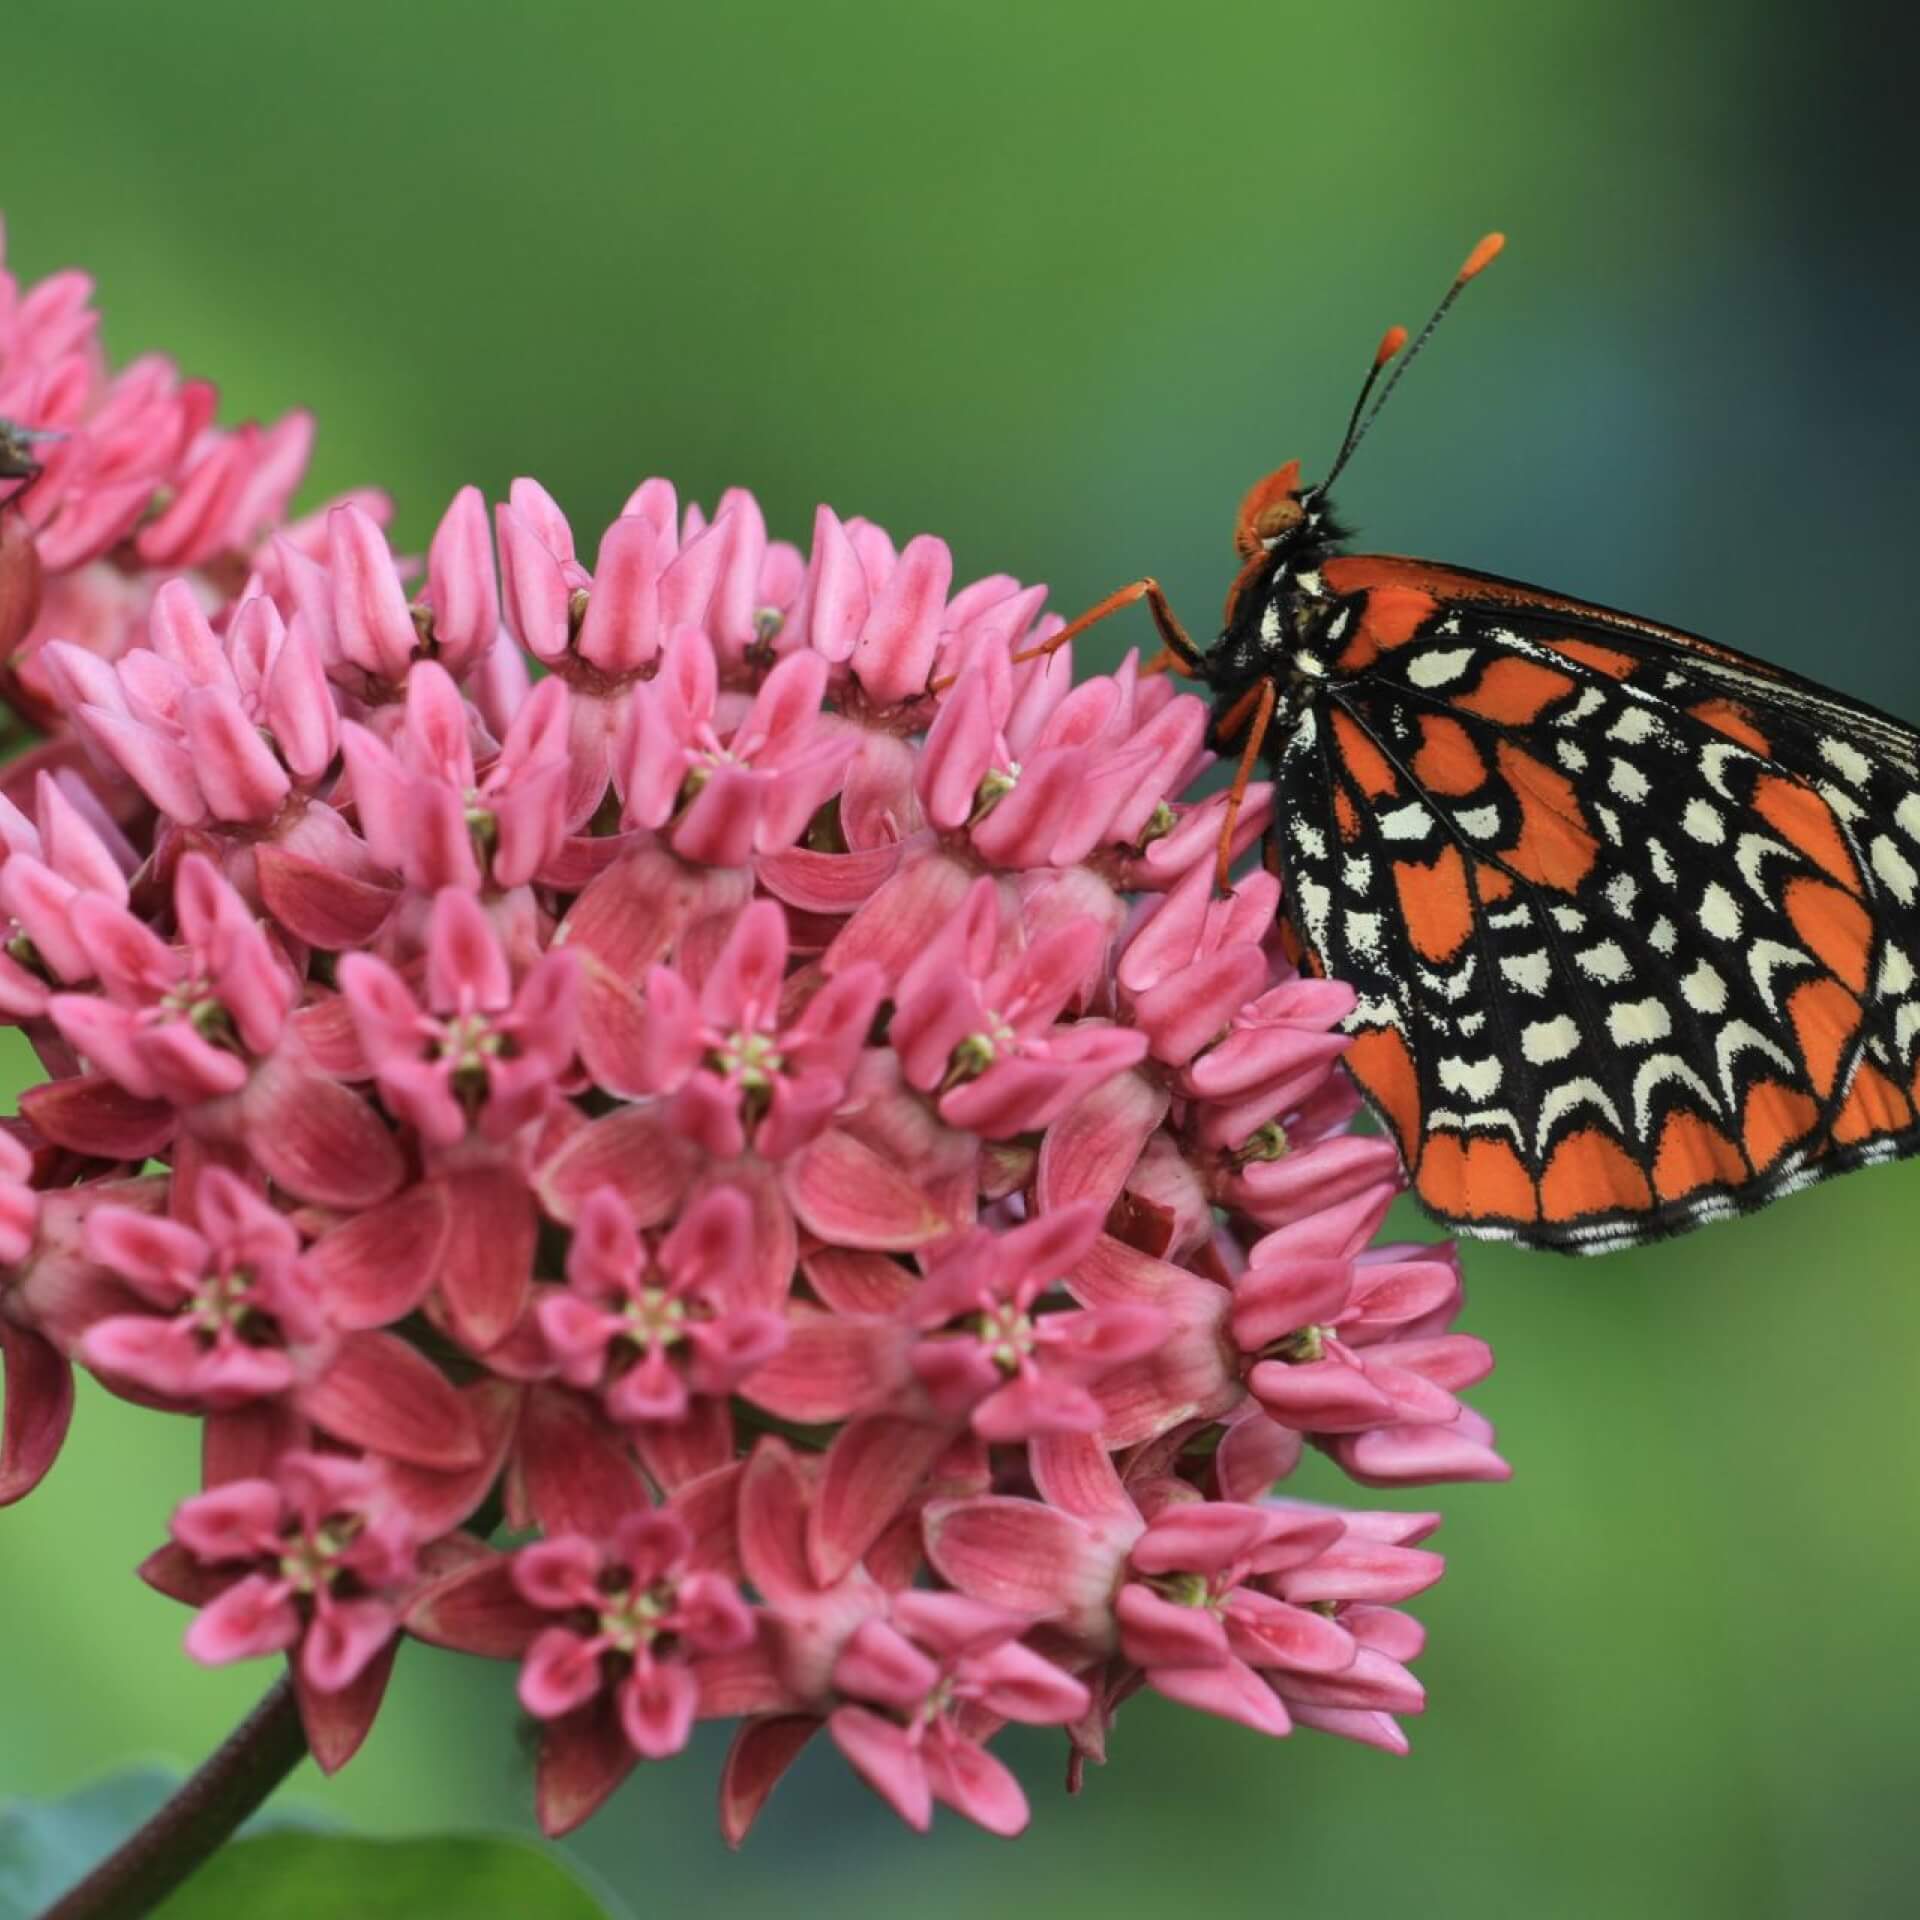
1310;231;1505;499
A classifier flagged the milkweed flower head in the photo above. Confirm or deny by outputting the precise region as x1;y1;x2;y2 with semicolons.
0;231;1506;1843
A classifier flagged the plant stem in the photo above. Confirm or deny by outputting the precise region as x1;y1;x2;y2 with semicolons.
41;1675;308;1920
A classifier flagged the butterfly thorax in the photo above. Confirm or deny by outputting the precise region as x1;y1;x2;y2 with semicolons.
1201;496;1354;753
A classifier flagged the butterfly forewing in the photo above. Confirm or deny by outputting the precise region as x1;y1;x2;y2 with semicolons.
1279;562;1920;1251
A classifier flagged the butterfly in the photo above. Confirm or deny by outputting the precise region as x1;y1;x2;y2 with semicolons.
1035;235;1920;1253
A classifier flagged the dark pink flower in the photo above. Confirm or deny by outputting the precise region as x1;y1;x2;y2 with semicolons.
828;1590;1087;1835
905;1205;1165;1442
513;1507;755;1756
538;1184;786;1428
161;1450;415;1693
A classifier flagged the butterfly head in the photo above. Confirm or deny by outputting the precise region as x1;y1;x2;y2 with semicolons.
1233;460;1332;562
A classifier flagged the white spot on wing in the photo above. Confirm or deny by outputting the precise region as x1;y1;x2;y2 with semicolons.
1439;1056;1504;1100
1522;1016;1580;1063
1407;647;1475;689
1683;798;1726;845
1700;883;1742;939
1681;961;1728;1013
1610;759;1650;803
1501;951;1552;994
1608;997;1673;1046
1871;834;1918;904
1576;940;1631;983
1378;803;1434;842
1821;737;1872;786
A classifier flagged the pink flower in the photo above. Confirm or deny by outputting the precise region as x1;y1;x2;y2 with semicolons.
1232;1235;1493;1435
619;626;856;864
893;876;1147;1137
163;1451;415;1692
339;661;571;891
45;581;337;827
339;888;580;1147
633;900;883;1161
906;1206;1166;1442
48;852;293;1105
513;1508;755;1756
926;1433;1378;1743
538;1184;787;1427
79;1168;333;1406
0;768;135;1017
828;1591;1088;1835
5;424;1508;1847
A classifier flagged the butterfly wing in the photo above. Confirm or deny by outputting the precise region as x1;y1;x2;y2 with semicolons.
1273;555;1920;1252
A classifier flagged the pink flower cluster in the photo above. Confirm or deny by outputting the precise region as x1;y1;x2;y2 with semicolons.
0;232;1506;1844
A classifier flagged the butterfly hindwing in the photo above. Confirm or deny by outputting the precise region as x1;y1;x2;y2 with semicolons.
1278;562;1920;1251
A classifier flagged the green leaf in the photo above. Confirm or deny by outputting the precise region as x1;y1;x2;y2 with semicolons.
0;1768;179;1915
153;1830;626;1920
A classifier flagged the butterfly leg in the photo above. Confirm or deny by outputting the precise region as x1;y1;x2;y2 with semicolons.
1010;577;1203;674
1212;676;1276;893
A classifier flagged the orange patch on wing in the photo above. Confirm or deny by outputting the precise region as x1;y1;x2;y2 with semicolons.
1783;876;1873;993
1410;715;1486;796
1392;844;1475;964
1495;743;1596;891
1333;786;1362;843
1454;657;1576;725
1330;709;1399;801
1689;698;1771;756
1651;1110;1748;1202
1549;636;1636;679
1471;860;1514;904
1358;585;1436;650
1539;1128;1654;1221
1417;1132;1538;1223
1830;1062;1915;1146
1346;1026;1421;1162
1751;777;1862;895
1787;976;1861;1097
1739;1080;1821;1171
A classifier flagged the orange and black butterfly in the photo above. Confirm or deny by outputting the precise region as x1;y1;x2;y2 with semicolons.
1053;235;1920;1253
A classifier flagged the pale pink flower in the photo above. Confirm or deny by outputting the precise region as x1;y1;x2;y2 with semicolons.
339;888;580;1148
619;626;856;864
79;1168;333;1407
893;875;1147;1138
632;900;883;1162
339;661;571;892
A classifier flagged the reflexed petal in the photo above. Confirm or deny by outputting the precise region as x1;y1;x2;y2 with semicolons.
519;1626;607;1720
828;1705;931;1831
185;1574;300;1666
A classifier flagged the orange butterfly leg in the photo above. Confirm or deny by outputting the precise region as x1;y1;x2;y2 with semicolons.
1009;577;1201;672
1214;677;1276;894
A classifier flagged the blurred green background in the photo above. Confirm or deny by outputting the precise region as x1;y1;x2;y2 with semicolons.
3;2;1918;1916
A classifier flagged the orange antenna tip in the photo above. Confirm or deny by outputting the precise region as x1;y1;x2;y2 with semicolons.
1458;231;1505;283
1375;324;1409;367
